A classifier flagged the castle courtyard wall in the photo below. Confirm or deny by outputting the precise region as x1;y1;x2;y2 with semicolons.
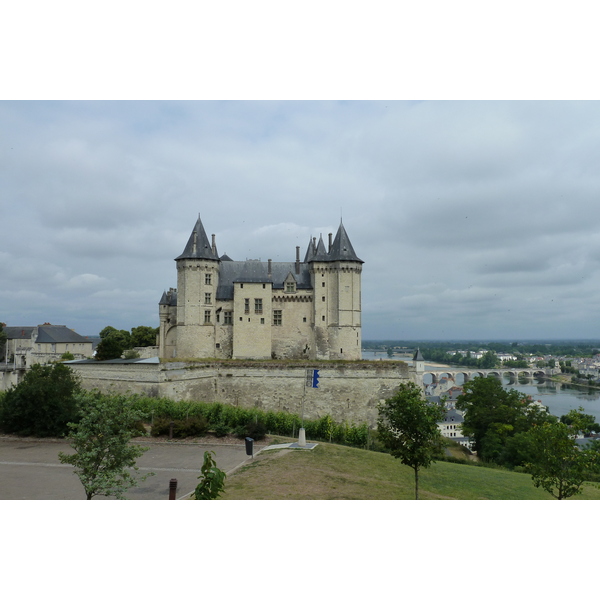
68;360;413;427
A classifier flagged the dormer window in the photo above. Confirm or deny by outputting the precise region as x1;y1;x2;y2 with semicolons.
284;272;297;293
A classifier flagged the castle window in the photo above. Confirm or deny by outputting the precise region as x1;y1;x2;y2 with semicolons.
303;317;307;322
322;315;325;321
285;282;295;293
224;311;232;324
260;318;265;324
205;293;212;304
322;296;325;302
244;298;250;313
255;298;263;314
204;310;211;323
322;282;325;287
273;310;282;326
205;274;212;285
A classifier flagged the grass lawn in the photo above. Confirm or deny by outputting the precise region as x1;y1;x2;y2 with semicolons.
220;437;600;500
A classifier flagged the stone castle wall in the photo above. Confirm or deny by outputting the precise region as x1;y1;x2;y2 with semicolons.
69;360;413;427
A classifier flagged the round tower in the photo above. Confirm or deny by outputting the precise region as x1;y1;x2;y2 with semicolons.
174;216;220;359
307;223;363;360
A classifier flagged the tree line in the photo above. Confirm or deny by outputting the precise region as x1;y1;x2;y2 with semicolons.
363;339;600;358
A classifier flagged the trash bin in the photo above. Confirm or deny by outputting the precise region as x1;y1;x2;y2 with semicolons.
245;437;254;456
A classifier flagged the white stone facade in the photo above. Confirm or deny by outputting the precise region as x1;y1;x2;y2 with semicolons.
159;217;363;361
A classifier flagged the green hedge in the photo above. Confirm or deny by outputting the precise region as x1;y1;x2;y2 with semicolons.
125;394;370;448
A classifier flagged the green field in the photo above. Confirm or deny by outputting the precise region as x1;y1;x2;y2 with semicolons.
220;438;600;500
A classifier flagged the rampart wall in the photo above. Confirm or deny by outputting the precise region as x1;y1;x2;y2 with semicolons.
68;360;413;427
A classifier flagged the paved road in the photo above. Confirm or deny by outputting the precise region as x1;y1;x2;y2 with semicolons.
0;437;257;500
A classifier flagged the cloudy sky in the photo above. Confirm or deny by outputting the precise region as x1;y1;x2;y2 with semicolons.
3;100;600;340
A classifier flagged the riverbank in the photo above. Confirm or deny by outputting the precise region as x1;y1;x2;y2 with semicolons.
550;374;600;391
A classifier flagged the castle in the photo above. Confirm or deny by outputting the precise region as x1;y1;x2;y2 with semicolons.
158;216;363;360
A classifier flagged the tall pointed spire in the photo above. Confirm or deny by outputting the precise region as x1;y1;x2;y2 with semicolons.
303;236;316;262
328;222;363;263
313;234;329;261
175;215;219;261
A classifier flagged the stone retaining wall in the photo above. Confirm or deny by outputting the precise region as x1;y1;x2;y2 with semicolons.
69;360;414;427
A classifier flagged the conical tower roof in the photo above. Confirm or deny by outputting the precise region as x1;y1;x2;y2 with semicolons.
413;348;424;361
328;222;363;263
304;237;316;262
175;215;219;261
313;234;329;261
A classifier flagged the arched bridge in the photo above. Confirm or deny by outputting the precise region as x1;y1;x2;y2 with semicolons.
422;368;553;384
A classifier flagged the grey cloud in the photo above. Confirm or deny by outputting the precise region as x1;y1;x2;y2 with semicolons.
4;101;600;339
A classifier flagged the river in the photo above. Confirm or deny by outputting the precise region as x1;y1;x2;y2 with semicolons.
361;351;600;423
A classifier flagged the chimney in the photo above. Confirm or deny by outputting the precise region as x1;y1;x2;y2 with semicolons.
211;234;216;255
328;232;333;252
295;246;300;274
268;259;272;276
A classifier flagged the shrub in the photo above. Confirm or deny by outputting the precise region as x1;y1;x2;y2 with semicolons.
234;419;267;441
150;417;171;437
346;423;369;447
131;420;148;436
213;422;231;437
150;416;208;438
0;363;81;437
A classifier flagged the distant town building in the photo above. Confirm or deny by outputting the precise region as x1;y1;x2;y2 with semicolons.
2;324;94;368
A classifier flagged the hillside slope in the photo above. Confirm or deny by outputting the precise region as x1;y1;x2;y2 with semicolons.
220;439;600;500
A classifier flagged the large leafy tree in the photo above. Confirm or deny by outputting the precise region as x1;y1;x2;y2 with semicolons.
59;392;152;499
456;376;553;465
560;407;600;436
526;421;600;500
130;326;159;347
95;335;125;360
478;350;500;369
377;382;445;499
0;363;81;437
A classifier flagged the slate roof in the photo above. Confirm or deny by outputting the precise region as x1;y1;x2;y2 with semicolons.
216;260;312;300
176;215;219;261
67;357;160;364
159;289;178;306
4;325;91;344
413;348;424;361
36;325;91;344
443;409;464;423
304;222;363;264
4;327;36;340
328;222;363;263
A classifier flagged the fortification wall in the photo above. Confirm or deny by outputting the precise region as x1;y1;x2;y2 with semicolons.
69;360;413;427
